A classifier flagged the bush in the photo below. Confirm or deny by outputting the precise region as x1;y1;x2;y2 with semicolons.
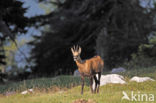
122;53;156;70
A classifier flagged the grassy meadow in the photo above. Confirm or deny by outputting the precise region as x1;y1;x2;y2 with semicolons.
0;66;156;103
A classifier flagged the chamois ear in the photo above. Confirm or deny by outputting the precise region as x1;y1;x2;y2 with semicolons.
71;47;74;54
73;45;76;51
78;46;81;54
76;45;79;51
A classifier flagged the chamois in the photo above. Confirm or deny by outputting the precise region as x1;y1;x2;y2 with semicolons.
71;45;104;94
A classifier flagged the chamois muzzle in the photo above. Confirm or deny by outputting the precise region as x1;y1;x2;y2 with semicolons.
73;55;78;61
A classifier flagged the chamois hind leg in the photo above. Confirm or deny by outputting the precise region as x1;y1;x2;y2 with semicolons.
97;72;101;93
89;76;93;93
93;75;98;93
81;76;84;95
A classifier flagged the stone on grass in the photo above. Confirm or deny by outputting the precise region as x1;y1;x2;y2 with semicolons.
28;89;33;92
111;67;126;74
73;69;80;76
72;99;97;103
21;88;33;95
93;74;126;89
5;91;16;96
21;90;28;95
130;76;155;82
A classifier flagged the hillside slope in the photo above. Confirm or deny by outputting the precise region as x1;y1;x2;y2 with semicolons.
0;67;156;103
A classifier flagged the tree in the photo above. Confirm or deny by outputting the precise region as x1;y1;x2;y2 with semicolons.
30;0;156;76
0;0;31;82
96;0;156;68
0;0;29;66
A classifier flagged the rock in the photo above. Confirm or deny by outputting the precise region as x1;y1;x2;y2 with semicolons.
21;90;28;95
28;89;33;92
73;69;80;76
111;67;126;74
72;99;97;103
4;91;16;96
130;76;155;82
93;74;126;89
2;78;8;83
21;88;33;95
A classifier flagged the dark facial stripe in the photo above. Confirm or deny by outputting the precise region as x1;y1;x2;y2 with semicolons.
74;56;78;60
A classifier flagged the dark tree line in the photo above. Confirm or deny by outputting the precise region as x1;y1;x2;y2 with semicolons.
0;0;155;78
0;0;29;65
29;0;156;76
0;0;31;82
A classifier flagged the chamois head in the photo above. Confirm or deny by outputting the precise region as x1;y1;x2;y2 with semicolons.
71;45;81;61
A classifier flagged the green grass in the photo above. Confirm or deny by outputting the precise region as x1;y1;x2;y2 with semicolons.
0;81;156;103
0;66;156;103
0;76;90;93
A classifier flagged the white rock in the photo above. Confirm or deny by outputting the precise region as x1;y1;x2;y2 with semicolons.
21;89;33;95
21;90;28;95
5;91;16;96
111;67;126;73
73;69;80;76
130;76;155;82
93;74;126;89
28;89;33;92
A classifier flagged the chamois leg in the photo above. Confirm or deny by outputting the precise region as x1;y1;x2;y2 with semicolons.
90;76;93;93
93;75;98;93
81;76;84;95
97;72;101;93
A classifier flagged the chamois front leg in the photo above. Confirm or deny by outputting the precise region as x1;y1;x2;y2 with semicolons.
81;76;84;95
90;76;93;93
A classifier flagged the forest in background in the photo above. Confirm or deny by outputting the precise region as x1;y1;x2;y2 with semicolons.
0;0;156;81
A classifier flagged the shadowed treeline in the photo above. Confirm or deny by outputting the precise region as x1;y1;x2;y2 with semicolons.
29;0;156;76
0;0;156;81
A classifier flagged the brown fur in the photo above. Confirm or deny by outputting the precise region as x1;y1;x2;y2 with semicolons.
71;45;104;94
76;56;104;76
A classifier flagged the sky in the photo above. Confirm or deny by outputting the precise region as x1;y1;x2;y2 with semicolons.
13;0;45;70
21;0;45;17
140;0;155;8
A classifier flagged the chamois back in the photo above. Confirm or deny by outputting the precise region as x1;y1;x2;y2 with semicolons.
88;55;104;73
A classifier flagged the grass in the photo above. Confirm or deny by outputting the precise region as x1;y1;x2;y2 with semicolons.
0;66;156;103
0;76;90;93
0;81;156;103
